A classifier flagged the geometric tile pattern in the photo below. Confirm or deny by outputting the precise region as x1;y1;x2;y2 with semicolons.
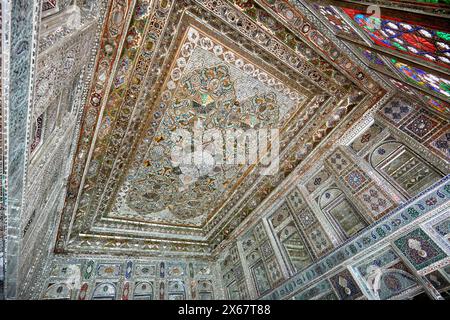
260;241;275;260
402;112;440;143
394;228;447;271
330;269;363;300
343;168;369;194
358;185;395;218
297;208;318;229
431;130;450;158
242;222;284;296
286;187;304;213
326;148;351;175
305;224;332;257
270;203;291;230
350;123;383;154
266;258;284;286
381;98;412;124
44;258;216;300
306;169;331;194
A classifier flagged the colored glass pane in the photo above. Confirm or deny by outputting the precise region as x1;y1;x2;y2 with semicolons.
344;8;450;68
391;58;450;98
360;48;386;66
423;95;450;113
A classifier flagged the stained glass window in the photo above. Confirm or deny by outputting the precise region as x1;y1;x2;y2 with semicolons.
391;58;450;98
343;8;450;68
384;77;449;115
311;3;357;37
423;95;450;114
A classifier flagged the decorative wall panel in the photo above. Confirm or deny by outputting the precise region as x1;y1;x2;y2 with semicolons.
370;140;444;198
329;269;364;300
394;228;448;273
241;222;284;297
284;189;333;257
42;257;217;300
221;244;249;300
262;177;449;300
353;248;421;300
326;147;398;220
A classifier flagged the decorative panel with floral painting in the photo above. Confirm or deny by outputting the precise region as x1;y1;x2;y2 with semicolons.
353;248;421;300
